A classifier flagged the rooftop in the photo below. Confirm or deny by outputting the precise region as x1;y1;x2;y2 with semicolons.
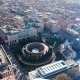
65;28;79;36
68;23;80;33
0;25;19;35
28;60;78;79
33;78;49;80
62;47;76;58
29;70;40;79
1;74;16;80
65;60;78;68
0;45;15;80
0;25;37;35
37;60;67;78
0;65;11;74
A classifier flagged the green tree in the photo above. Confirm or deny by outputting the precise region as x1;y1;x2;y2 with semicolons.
55;73;71;80
67;68;79;79
38;33;42;42
53;41;56;47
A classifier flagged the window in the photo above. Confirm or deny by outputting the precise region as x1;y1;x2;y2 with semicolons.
10;41;12;45
15;40;16;43
61;62;65;65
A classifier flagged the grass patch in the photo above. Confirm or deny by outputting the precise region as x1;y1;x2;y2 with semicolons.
46;38;64;48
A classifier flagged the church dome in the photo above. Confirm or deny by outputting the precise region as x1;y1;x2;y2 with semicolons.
64;39;69;46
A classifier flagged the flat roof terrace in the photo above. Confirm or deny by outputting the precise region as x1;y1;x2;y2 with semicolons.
0;25;19;35
37;60;68;78
28;60;79;79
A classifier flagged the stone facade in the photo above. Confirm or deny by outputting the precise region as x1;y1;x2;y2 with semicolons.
22;42;49;61
58;40;77;59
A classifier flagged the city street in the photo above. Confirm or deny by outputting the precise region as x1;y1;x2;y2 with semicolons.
0;39;27;80
3;45;27;80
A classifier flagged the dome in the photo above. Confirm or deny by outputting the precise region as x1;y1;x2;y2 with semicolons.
64;39;69;46
32;11;38;18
